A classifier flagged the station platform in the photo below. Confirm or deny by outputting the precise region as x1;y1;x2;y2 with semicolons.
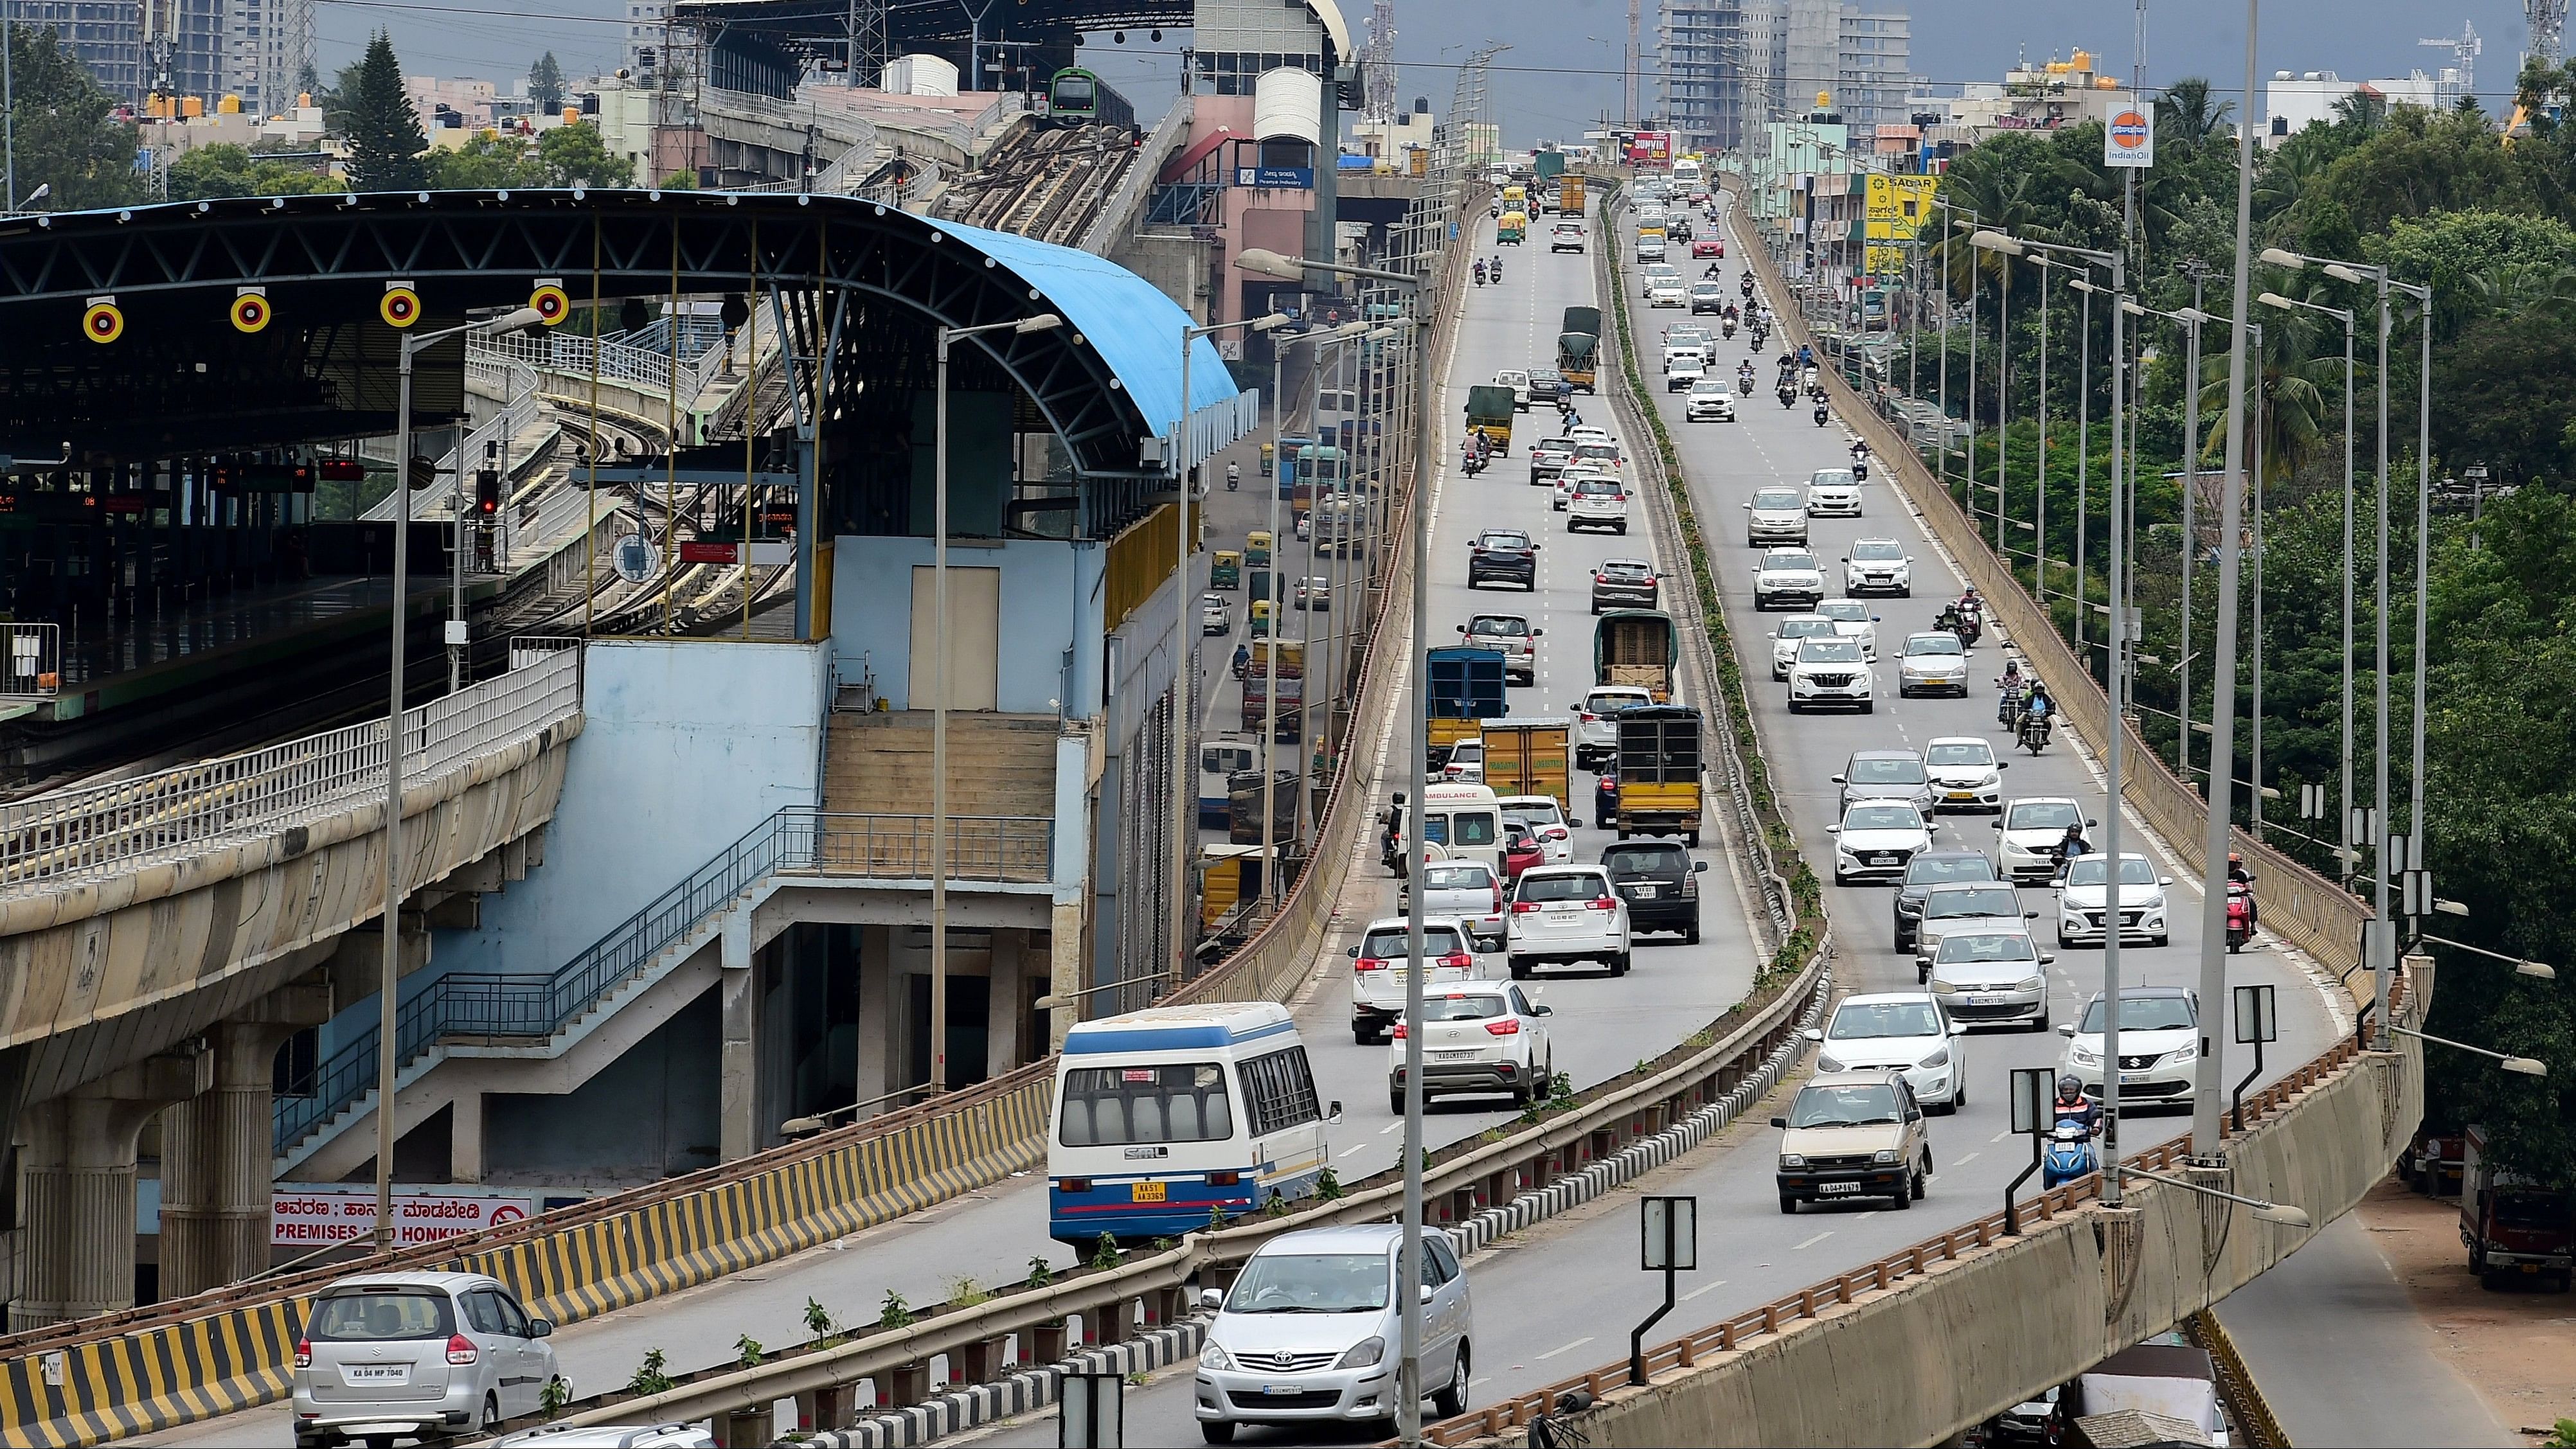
52;574;413;689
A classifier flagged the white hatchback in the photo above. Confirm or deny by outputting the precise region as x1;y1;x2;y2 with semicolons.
1389;981;1555;1110
1498;795;1576;864
1994;797;2093;884
1566;477;1631;534
1843;538;1913;596
1805;467;1863;516
1922;736;2007;811
1804;993;1966;1112
2053;852;2175;948
1506;864;1632;978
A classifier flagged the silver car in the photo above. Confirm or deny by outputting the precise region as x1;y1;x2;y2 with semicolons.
1911;880;2037;982
294;1271;561;1448
1928;928;2056;1031
1834;749;1933;815
1195;1224;1473;1436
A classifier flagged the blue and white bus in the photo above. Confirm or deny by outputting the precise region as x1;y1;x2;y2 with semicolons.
1048;1002;1337;1245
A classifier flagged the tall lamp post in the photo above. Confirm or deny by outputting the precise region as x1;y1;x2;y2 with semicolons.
2259;289;2356;881
2118;299;2215;772
373;305;545;1248
1235;245;1436;1444
929;312;1062;1094
1167;310;1290;1008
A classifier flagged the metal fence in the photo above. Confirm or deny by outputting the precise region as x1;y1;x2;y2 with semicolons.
0;621;60;698
482;330;682;401
0;646;584;892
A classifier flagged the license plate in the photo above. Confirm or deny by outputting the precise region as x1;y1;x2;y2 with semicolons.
1947;792;1976;801
1129;1181;1167;1203
1630;884;1658;898
344;1366;407;1383
2523;1263;2541;1274
2119;1073;2149;1086
1818;1182;1861;1195
1870;855;1896;866
1971;993;2002;1005
1434;1049;1480;1061
1262;1385;1304;1396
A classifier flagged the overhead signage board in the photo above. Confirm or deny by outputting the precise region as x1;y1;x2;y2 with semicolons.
1236;166;1315;190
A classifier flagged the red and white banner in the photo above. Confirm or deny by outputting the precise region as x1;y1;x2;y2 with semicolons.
271;1189;533;1247
1627;131;1673;166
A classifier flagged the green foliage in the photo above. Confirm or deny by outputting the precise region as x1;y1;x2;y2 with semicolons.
1206;1202;1231;1231
3;23;145;210
802;1295;834;1344
1314;1166;1345;1200
657;168;702;190
427;134;548;190
528;53;569;112
343;31;429;191
536;123;635;187
878;1290;915;1330
166;143;344;201
540;1374;571;1418
735;1334;763;1369
945;1275;990;1307
1026;1256;1054;1288
1263;1191;1295;1217
626;1347;672;1397
2541;1416;2576;1449
1089;1232;1121;1270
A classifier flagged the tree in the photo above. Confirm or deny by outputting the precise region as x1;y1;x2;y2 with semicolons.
528;53;567;112
167;143;344;200
295;61;320;103
425;134;546;190
2156;76;2233;152
343;31;429;191
657;168;701;190
535;123;632;186
3;24;146;210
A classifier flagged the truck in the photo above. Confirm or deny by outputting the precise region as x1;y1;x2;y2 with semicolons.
1426;646;1509;774
1558;305;1602;393
1465;385;1517;451
1533;150;1566;183
1227;768;1300;846
2071;1341;2226;1446
1595;610;1679;703
1242;639;1304;742
1475;716;1572;810
1614;706;1703;845
1560;175;1586;217
2461;1123;2575;1290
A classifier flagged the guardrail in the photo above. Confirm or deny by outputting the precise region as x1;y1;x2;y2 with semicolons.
1732;206;2372;993
483;330;684;402
0;645;582;892
276;806;1053;1151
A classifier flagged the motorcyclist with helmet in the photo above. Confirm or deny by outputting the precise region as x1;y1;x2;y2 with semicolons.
2055;821;2093;871
2053;1074;2102;1135
1996;659;2025;726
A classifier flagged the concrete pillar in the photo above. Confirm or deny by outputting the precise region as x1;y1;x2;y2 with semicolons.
13;1052;211;1329
449;1090;486;1184
161;979;332;1298
1047;902;1084;1052
985;931;1023;1076
855;925;893;1114
719;908;760;1162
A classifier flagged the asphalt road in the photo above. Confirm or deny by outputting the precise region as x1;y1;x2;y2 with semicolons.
126;205;1768;1449
969;188;2355;1449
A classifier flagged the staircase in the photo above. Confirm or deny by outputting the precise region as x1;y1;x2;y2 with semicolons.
824;711;1060;819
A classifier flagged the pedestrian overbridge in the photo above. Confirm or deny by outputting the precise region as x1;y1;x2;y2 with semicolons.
0;645;583;1328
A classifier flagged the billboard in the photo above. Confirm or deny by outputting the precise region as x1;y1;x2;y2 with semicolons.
1627;131;1672;167
2104;106;2154;168
273;1188;534;1247
1863;174;1939;277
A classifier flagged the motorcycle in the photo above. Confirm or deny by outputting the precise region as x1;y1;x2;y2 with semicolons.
1226;465;1240;492
2018;711;2051;756
1462;448;1487;476
1998;684;2026;730
1777;386;1798;409
2041;1118;2099;1189
1474;262;1487;286
1737;372;1755;396
1491;258;1504;283
1851;456;1869;481
1721;321;1737;341
2225;881;2255;953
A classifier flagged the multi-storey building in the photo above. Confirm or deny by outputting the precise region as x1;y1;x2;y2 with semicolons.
1661;0;1904;156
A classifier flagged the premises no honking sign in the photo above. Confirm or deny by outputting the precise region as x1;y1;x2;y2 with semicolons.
272;1188;533;1247
2105;106;2154;169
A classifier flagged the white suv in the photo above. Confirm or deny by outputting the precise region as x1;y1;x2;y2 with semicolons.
1389;981;1555;1110
1346;916;1481;1044
1402;860;1508;948
1788;637;1874;714
1566;477;1631;534
2053;851;2174;948
1506;864;1632;978
1686;381;1737;421
1460;614;1541;684
292;1272;562;1448
1751;549;1826;612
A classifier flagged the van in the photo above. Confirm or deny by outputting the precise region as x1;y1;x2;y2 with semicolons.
1394;782;1506;877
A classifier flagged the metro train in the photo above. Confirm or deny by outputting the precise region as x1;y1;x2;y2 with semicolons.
1043;67;1137;132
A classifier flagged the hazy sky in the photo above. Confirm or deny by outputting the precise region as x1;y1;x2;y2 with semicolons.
323;0;2529;145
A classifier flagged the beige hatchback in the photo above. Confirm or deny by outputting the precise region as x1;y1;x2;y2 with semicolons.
1771;1069;1933;1214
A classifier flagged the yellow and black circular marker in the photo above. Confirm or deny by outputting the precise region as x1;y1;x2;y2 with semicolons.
82;299;124;344
231;290;272;333
380;286;422;328
529;283;571;325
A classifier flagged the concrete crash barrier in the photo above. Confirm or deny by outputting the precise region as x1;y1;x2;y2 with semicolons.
1433;966;2429;1449
0;1299;301;1448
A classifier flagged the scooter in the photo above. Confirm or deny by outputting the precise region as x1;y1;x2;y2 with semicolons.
2041;1118;2099;1188
1737;372;1756;396
1226;466;1240;492
1474;262;1487;286
2225;881;2255;953
1813;402;1831;427
1490;258;1504;284
1852;455;1869;481
1721;321;1737;341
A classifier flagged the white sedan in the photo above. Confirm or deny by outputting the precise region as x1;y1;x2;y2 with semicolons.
1566;477;1631;534
1923;735;2007;810
1896;632;1971;698
1390;981;1555;1111
1686;382;1737;421
1647;279;1687;308
1829;801;1938;885
1806;467;1863;516
1814;599;1879;661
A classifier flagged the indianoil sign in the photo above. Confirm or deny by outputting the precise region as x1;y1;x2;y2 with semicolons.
2106;107;2154;168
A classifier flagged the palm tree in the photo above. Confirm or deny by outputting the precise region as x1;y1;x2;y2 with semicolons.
2157;78;2233;150
2331;89;2387;137
2195;296;2344;484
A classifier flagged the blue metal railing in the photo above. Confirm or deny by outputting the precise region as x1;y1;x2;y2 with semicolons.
275;808;1053;1153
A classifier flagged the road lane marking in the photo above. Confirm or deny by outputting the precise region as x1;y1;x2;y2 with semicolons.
1791;1231;1834;1250
1954;1151;1980;1166
1681;1279;1731;1301
1380;1122;1404;1135
1991;1130;2012;1142
1340;1145;1368;1158
1535;1337;1596;1360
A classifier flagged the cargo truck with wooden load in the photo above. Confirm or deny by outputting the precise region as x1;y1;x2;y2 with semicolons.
1614;705;1703;846
1558;305;1601;393
1426;646;1508;774
1595;609;1678;704
1474;716;1572;810
1559;175;1586;216
1241;639;1303;742
1465;384;1517;451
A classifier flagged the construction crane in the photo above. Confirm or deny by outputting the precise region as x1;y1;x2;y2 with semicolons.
2417;20;2479;110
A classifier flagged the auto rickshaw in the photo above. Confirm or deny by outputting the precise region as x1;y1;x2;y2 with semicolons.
1246;530;1273;571
1259;441;1275;478
1212;550;1242;590
1250;598;1275;637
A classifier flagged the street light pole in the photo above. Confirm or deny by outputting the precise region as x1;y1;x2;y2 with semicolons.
2260;292;2357;881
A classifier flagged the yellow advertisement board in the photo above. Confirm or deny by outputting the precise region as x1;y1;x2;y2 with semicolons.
1863;175;1938;276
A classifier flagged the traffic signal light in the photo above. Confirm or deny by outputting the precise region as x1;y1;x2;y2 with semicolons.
475;468;501;516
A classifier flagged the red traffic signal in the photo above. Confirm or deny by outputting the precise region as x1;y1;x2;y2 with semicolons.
475;468;501;515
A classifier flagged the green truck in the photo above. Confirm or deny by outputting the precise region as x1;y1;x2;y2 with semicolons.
1559;305;1602;394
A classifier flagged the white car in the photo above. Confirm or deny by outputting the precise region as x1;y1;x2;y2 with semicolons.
1494;368;1532;411
1506;864;1632;978
1843;538;1913;596
1635;236;1667;262
1566;425;1613;448
1388;980;1555;1110
1663;341;1706;373
1195;1224;1473;1436
292;1272;564;1445
1994;797;2093;884
1347;916;1481;1044
1498;794;1575;864
1566;477;1631;534
1201;594;1233;636
1770;617;1839;680
2053;851;2175;948
1568;439;1624;477
1896;632;1971;698
1402;860;1509;948
1805;467;1863;516
1828;801;1937;885
1922;736;2007;811
1814;600;1879;661
1438;738;1485;784
1460;614;1541;684
2058;986;2200;1108
1788;637;1874;714
1553;464;1606;511
1911;880;2036;983
1751;549;1826;612
1804;993;1966;1112
1686;382;1737;421
1528;438;1576;481
1647;278;1686;307
1743;486;1808;546
1665;357;1704;392
1572;684;1654;769
1929;927;2054;1031
1639;264;1680;298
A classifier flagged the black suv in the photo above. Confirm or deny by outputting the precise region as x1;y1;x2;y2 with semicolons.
1891;848;2001;952
1601;839;1710;941
1469;529;1539;590
1590;558;1661;614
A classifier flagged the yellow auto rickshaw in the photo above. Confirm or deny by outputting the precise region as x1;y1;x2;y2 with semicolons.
1250;598;1274;637
1259;441;1276;478
1246;530;1273;571
1212;550;1242;590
